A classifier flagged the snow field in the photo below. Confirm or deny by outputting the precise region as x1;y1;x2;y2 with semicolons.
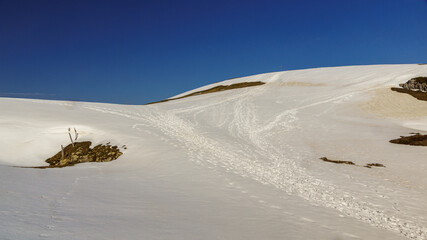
1;64;427;239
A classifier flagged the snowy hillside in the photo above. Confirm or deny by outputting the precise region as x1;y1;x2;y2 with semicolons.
1;64;427;240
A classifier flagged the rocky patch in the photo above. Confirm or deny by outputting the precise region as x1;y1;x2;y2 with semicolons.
398;77;427;92
391;77;427;101
40;141;123;168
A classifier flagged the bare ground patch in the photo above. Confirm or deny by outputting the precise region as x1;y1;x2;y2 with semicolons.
320;157;355;165
390;133;427;146
365;163;385;168
320;157;385;169
146;81;265;105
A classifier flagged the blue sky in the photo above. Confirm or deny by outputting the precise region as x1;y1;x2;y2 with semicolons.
1;0;426;104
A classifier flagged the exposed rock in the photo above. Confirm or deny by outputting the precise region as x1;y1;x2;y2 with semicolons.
392;77;427;101
91;144;122;162
44;141;123;168
398;77;427;92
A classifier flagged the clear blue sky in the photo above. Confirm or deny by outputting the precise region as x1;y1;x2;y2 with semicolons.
1;0;426;104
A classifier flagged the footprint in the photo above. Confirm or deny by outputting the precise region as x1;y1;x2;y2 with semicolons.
320;224;334;230
45;225;55;230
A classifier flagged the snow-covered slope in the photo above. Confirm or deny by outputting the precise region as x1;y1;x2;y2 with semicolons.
1;64;427;240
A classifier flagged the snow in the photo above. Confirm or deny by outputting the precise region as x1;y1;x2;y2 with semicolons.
1;64;427;239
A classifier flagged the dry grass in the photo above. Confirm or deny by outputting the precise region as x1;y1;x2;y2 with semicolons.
146;81;265;105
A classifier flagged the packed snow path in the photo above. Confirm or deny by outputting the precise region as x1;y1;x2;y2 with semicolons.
85;84;426;239
1;65;427;239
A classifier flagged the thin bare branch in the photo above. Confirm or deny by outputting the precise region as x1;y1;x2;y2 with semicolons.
68;128;74;147
74;128;78;141
61;145;64;160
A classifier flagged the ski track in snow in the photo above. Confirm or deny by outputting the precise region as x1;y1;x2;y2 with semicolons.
84;85;426;240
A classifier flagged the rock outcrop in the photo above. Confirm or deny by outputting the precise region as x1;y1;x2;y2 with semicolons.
45;141;123;168
399;77;427;92
391;77;427;101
